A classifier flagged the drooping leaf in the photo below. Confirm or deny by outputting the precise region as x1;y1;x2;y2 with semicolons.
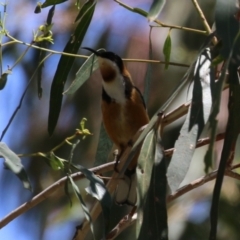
137;130;156;212
68;176;96;240
204;60;229;173
63;50;102;95
148;0;166;22
73;164;112;237
137;128;168;239
163;30;172;70
48;1;96;135
0;142;32;190
189;48;213;138
167;48;212;192
209;63;240;240
41;0;68;8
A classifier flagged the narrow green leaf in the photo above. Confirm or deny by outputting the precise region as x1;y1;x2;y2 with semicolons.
163;31;171;70
75;0;94;22
63;49;103;95
148;0;166;22
137;130;156;212
68;176;96;240
0;142;32;190
167;48;212;192
189;48;212;138
48;2;96;135
137;129;168;239
133;8;148;17
209;63;240;240
41;0;67;8
73;164;112;236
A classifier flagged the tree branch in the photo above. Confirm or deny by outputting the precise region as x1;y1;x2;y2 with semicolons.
0;161;114;229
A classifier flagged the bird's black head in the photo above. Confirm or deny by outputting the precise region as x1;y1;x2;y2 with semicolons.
82;47;124;73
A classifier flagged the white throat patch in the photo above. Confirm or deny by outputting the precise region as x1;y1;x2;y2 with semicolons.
102;75;126;104
98;57;126;104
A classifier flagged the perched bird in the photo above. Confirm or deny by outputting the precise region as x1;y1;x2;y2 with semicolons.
83;48;149;205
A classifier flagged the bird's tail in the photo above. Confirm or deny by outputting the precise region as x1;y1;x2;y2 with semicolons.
114;170;137;206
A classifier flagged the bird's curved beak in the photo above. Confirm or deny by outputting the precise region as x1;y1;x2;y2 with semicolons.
82;47;100;56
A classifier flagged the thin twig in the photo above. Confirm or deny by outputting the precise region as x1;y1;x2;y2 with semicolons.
0;53;52;141
105;167;240;240
6;33;88;59
191;0;217;45
123;58;189;67
4;34;189;67
0;161;115;229
114;0;207;35
105;213;137;240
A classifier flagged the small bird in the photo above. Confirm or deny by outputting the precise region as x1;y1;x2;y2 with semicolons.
83;48;149;205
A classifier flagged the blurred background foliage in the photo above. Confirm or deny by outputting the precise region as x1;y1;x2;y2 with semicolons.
1;0;239;240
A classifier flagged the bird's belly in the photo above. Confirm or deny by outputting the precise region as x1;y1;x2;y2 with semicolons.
101;100;148;150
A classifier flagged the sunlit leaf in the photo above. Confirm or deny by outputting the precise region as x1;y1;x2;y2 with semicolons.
167;48;212;192
48;1;96;135
148;0;166;22
0;142;32;190
163;30;171;70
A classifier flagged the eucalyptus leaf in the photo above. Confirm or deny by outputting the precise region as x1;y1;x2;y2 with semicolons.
68;176;96;240
63;49;103;95
148;0;166;22
137;129;168;239
167;48;212;192
41;0;67;8
163;31;171;70
73;164;112;237
0;142;32;190
48;1;96;135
